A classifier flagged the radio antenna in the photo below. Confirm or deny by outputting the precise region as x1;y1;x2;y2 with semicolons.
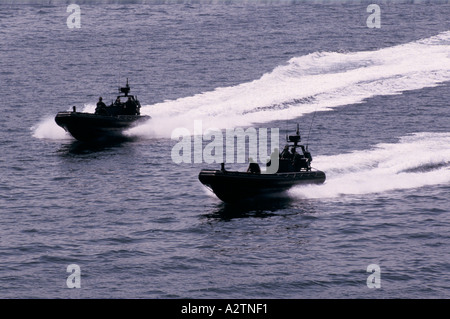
306;108;317;149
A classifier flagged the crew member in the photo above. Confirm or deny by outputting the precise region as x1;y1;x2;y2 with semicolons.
95;97;107;115
280;145;293;159
125;97;136;115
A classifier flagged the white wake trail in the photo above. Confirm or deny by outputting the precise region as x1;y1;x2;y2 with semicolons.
33;31;450;140
289;132;450;199
129;31;450;139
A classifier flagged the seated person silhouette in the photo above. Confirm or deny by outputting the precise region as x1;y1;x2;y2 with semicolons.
247;162;261;174
95;97;107;115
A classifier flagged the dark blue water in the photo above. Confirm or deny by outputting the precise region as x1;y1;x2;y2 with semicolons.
0;1;449;299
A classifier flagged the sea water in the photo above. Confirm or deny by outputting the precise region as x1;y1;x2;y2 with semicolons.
0;1;449;298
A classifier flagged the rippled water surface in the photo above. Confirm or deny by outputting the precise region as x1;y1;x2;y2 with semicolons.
0;1;449;298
